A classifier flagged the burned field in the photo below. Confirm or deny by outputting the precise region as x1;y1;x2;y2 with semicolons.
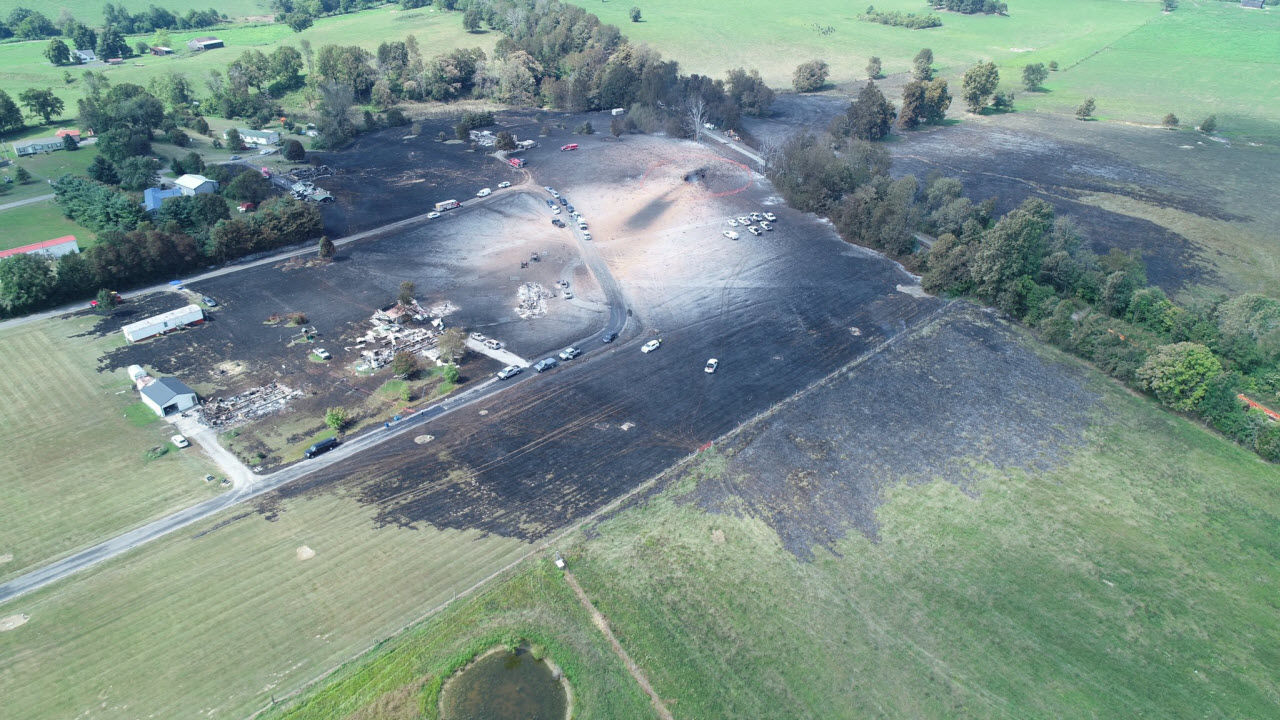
254;133;943;542
743;95;1268;294
684;303;1100;559
94;189;606;466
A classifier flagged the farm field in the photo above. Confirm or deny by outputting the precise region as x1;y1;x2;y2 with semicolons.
577;0;1280;141
267;307;1280;718
0;490;534;720
0;0;270;27
0;315;221;584
0;7;494;118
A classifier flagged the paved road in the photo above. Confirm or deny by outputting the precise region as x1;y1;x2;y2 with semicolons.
0;192;54;212
0;182;631;606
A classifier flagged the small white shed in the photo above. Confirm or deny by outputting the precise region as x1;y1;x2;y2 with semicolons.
140;377;198;416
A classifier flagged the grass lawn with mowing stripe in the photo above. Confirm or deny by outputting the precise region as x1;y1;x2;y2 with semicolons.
0;315;221;583
0;198;96;252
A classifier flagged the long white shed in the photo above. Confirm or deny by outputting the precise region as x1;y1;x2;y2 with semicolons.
121;304;205;343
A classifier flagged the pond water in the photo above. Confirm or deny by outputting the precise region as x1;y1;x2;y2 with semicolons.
441;647;568;720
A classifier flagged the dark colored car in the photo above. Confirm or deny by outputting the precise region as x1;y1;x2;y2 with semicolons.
552;218;566;227
558;197;568;206
304;437;339;459
602;332;617;343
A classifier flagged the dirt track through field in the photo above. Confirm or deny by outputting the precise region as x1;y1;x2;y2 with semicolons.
564;570;673;720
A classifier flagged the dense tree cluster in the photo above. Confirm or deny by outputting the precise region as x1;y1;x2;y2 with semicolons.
929;0;1007;14
792;60;830;93
861;7;943;29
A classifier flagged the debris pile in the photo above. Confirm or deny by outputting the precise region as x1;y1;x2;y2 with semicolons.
516;282;552;319
200;382;304;428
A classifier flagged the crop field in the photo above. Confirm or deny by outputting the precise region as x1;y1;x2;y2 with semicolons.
0;7;493;118
578;0;1280;140
0;315;222;584
0;0;270;27
0;491;533;719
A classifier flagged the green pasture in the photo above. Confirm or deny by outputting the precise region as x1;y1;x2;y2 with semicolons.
0;491;533;719
0;7;493;122
0;198;95;251
0;0;272;28
0;316;220;584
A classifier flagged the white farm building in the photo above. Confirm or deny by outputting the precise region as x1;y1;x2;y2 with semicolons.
174;174;218;196
121;304;204;343
140;377;198;416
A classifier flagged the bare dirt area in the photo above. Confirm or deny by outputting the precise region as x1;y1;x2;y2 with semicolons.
256;132;943;542
683;303;1100;559
745;96;1279;295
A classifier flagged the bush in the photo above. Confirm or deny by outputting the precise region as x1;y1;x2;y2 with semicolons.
862;8;942;29
282;139;306;162
1136;342;1222;412
793;60;830;93
576;121;594;135
1199;115;1217;133
324;406;350;431
1162;113;1179;129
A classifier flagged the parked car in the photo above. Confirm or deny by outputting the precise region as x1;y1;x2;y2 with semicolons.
171;434;190;448
534;357;559;372
427;211;442;219
559;346;582;360
546;199;556;208
564;290;574;299
763;212;777;222
727;218;739;227
736;216;751;225
498;181;511;188
760;221;773;231
747;225;763;236
476;187;492;197
558;197;568;206
552;218;566;227
722;230;740;240
313;348;332;360
496;365;522;380
544;185;555;193
704;358;719;374
641;339;662;354
602;332;618;343
470;332;486;341
228;155;241;161
202;295;218;307
749;212;763;222
304;437;339;459
566;204;574;213
485;339;504;350
581;231;592;241
552;206;561;214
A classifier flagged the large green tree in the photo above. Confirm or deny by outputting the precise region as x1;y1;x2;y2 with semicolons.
844;82;896;141
961;61;1000;112
44;38;71;66
969;197;1055;305
0;254;56;314
1022;63;1048;91
117;156;160;190
18;88;64;124
912;48;934;81
792;59;830;93
0;90;24;134
1136;342;1222;412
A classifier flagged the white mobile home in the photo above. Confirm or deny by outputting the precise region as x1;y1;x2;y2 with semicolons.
121;304;205;343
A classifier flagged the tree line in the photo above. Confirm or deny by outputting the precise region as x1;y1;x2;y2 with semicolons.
768;122;1280;462
0;5;224;43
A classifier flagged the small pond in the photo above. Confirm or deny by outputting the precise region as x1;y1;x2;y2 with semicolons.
440;646;568;720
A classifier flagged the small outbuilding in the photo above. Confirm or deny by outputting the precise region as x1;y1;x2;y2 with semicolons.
1241;0;1264;7
187;36;224;51
121;303;205;343
151;46;172;56
0;235;79;260
140;377;198;416
174;174;217;196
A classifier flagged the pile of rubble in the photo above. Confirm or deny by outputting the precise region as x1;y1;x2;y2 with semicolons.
516;282;552;319
200;382;304;428
346;300;452;373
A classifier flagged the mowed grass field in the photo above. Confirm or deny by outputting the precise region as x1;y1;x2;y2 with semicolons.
0;199;95;251
578;0;1280;139
0;316;221;583
0;7;495;118
0;0;271;27
566;384;1280;716
0;491;535;720
260;347;1280;718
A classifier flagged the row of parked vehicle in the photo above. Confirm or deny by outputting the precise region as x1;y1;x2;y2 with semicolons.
721;211;778;240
